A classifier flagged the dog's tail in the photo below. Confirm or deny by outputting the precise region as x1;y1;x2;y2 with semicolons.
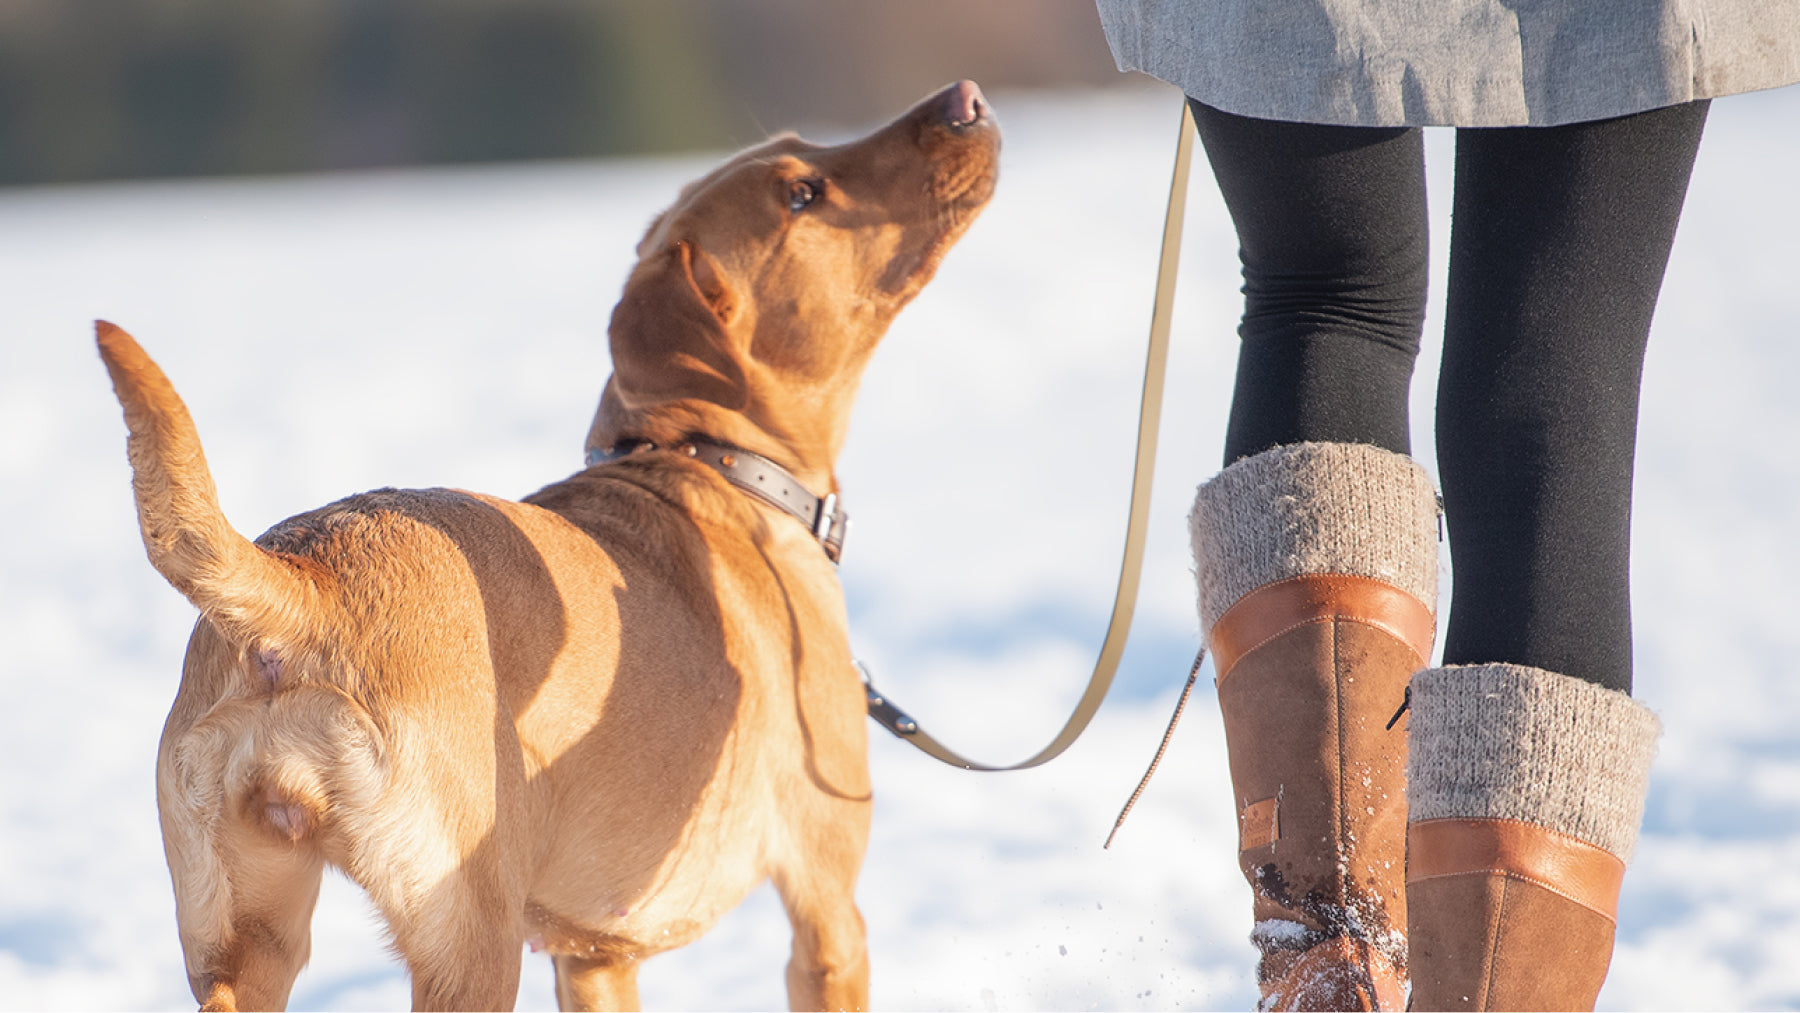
97;321;323;648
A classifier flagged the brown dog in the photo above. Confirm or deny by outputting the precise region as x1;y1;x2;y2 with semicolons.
99;80;998;1012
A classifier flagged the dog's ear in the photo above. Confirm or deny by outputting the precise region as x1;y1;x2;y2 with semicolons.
681;240;739;325
607;241;748;411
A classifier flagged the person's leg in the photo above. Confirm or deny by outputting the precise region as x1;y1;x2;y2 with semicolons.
1412;100;1709;1011
1188;100;1439;1011
1191;100;1429;464
1436;100;1710;693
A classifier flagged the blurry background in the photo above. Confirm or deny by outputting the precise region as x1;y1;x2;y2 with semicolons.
0;0;1118;186
8;2;1800;1010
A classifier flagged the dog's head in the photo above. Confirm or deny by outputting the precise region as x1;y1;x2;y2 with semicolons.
588;80;1000;484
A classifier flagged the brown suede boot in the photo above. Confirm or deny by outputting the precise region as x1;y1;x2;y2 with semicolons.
1192;443;1440;1011
1404;664;1660;1011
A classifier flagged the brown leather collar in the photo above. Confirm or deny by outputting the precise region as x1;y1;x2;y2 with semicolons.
587;438;849;564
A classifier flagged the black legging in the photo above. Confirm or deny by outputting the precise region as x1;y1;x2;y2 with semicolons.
1193;98;1710;694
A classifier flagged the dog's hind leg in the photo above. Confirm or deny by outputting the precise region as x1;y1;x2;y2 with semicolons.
552;954;642;1011
375;877;525;1012
174;829;326;1012
391;915;524;1011
407;954;522;1013
356;831;528;1012
771;852;871;1012
162;715;329;1011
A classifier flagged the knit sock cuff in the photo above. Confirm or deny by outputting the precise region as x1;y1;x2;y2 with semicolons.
1189;441;1440;638
1407;663;1662;860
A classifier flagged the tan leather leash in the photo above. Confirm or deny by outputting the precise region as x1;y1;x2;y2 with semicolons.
861;99;1201;771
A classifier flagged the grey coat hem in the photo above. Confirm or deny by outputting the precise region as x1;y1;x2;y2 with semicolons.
1098;0;1800;127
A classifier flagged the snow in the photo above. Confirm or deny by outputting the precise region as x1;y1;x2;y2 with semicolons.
1250;921;1315;950
3;79;1799;1010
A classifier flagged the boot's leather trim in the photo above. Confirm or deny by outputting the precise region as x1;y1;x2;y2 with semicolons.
1210;573;1436;683
1407;817;1626;923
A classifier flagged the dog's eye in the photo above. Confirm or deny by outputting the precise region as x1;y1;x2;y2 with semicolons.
787;179;822;213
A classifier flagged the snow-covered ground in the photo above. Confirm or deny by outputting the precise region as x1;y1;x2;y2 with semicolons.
2;79;1797;1010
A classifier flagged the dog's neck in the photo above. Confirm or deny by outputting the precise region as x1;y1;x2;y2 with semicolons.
586;382;845;489
586;435;849;564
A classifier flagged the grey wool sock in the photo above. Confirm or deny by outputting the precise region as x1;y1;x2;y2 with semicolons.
1189;441;1441;640
1407;663;1662;860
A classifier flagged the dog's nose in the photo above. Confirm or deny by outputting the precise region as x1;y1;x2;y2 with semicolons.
941;79;988;128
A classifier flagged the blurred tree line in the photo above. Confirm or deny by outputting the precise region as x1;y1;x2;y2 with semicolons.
0;0;1119;186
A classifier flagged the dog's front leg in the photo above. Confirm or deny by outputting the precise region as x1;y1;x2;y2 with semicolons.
552;953;642;1011
773;861;871;1012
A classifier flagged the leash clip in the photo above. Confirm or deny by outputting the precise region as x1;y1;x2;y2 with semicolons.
857;660;918;737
